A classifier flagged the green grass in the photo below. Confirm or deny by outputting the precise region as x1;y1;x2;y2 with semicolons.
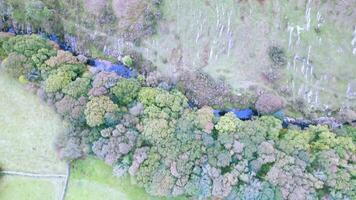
0;176;64;200
0;72;67;174
66;156;187;200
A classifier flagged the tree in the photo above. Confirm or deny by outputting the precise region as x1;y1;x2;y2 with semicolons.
215;112;240;133
44;63;86;93
1;52;29;78
63;77;91;98
84;96;119;127
42;50;79;74
24;1;54;30
3;35;56;69
111;78;140;105
255;93;284;115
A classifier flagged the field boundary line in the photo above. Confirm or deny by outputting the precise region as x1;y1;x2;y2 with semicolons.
60;162;70;200
1;170;66;178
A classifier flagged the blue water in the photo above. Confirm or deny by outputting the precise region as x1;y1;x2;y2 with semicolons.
89;59;133;78
213;108;254;120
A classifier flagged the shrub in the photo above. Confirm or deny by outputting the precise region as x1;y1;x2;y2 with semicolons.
122;55;133;67
268;46;287;66
84;96;119;127
255;93;284;115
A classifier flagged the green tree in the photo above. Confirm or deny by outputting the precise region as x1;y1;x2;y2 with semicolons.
84;96;119;127
111;78;141;105
63;77;91;98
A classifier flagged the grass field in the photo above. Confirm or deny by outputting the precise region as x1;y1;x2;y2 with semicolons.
66;156;187;200
138;0;356;112
0;176;64;200
0;72;67;174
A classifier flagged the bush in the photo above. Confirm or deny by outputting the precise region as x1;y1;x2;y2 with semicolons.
268;46;287;66
122;55;133;67
24;1;54;29
255;93;284;115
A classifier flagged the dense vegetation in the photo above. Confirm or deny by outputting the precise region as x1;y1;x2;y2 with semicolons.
0;35;355;200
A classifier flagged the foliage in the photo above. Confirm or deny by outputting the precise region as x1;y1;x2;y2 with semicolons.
215;112;240;133
84;96;119;127
3;35;56;70
138;87;160;106
122;55;133;67
111;78;141;105
268;46;287;66
24;1;54;29
42;50;78;74
2;34;355;200
277;129;312;154
44;63;86;93
5;0;54;30
0;33;12;59
1;52;29;78
63;77;91;98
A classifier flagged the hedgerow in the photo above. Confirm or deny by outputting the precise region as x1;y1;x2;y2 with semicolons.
2;34;355;200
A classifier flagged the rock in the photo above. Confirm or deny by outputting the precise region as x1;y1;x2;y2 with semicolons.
255;93;284;114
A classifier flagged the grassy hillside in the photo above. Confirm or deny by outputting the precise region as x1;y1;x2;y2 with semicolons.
0;72;67;173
